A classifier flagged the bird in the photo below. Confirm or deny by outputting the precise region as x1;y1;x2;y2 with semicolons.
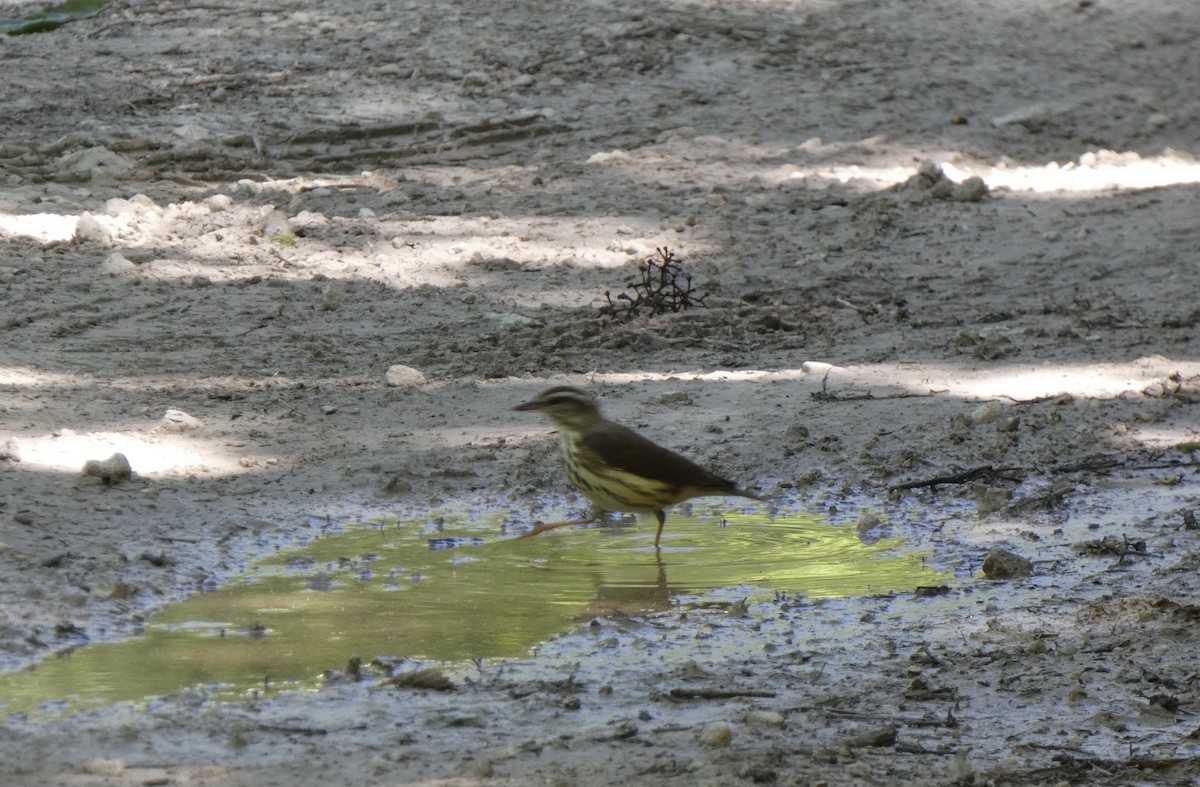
513;385;760;549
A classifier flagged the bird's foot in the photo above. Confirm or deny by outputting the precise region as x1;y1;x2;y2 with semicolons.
517;518;595;539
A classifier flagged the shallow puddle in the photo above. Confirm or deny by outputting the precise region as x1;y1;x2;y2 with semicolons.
0;509;946;718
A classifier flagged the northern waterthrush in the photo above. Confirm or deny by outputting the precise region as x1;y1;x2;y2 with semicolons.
513;386;760;548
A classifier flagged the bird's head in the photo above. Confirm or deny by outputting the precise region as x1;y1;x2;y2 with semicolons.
513;386;602;431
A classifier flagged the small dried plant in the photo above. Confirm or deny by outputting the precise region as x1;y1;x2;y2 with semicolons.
600;247;709;321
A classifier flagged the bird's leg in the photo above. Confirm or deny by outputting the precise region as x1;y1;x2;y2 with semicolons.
653;509;667;549
518;517;595;540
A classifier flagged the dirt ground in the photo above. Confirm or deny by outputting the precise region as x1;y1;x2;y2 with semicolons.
2;0;1200;784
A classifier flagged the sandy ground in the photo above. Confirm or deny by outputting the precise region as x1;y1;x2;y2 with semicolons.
2;0;1200;784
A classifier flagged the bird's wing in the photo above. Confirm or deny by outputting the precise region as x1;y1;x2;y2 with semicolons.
579;423;741;495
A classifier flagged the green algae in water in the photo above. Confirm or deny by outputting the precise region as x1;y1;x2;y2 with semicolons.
0;510;946;718
1;0;104;35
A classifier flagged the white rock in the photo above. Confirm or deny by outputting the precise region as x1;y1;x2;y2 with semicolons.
991;103;1052;129
82;453;133;485
157;409;204;432
104;193;158;220
292;209;329;227
462;70;490;87
74;212;112;245
385;365;427;388
587;150;632;165
321;285;343;312
204;194;233;212
745;710;786;729
261;208;293;239
172;124;215;144
81;759;126;776
99;252;136;275
57;147;134;177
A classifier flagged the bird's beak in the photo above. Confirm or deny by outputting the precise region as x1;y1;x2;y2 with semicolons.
513;399;543;412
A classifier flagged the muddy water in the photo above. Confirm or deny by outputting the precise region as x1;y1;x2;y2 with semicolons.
0;509;946;718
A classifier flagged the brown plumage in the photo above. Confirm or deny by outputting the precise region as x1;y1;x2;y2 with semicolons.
513;386;759;548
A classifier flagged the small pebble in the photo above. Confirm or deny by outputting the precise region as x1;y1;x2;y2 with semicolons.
82;453;133;485
697;721;733;747
391;668;454;691
157;409;204;432
846;725;898;748
204;194;233;212
385;365;427;388
0;437;20;462
74;212;111;245
462;70;490;87
971;401;1007;425
99;252;136;275
953;176;988;202
261;208;293;239
981;547;1034;580
81;759;126;776
991;103;1051;129
745;710;786;729
321;285;343;312
464;759;493;778
857;513;883;533
57;146;134;177
972;485;1013;514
